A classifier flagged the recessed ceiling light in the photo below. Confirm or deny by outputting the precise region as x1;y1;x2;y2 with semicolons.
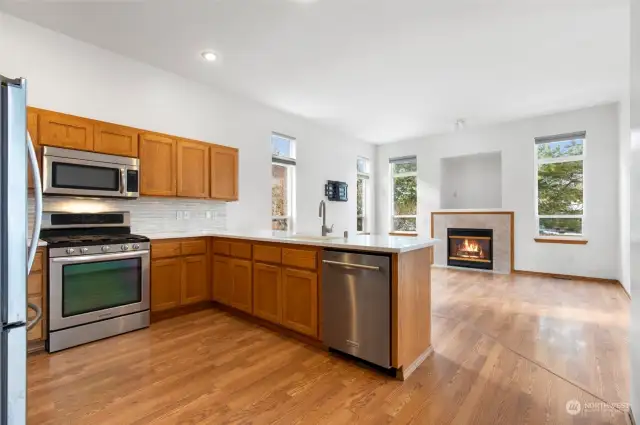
201;51;218;62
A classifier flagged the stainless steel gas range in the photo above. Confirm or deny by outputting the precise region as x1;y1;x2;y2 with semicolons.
39;212;150;352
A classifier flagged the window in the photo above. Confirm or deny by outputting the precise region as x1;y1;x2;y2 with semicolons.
272;133;296;231
357;157;370;233
390;156;417;233
535;131;585;237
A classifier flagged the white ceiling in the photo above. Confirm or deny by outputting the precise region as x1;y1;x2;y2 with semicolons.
0;0;629;144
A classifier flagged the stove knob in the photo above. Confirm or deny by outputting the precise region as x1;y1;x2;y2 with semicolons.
80;247;89;254
66;248;75;255
121;244;130;251
132;243;140;250
101;246;111;253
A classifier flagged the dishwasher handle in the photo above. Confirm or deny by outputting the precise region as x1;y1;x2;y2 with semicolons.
322;259;380;271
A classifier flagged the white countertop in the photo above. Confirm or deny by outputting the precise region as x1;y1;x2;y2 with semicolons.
28;239;48;248
146;230;438;253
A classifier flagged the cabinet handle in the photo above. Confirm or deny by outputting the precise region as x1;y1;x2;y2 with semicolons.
322;260;380;271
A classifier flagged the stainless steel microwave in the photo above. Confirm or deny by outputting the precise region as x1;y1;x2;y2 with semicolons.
42;146;139;199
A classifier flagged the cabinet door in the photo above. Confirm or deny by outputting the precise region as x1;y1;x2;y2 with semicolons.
181;255;208;305
27;109;40;190
210;146;238;201
230;259;252;313
177;140;210;198
151;257;182;312
282;268;318;338
39;111;94;151
94;122;139;157
27;295;43;342
139;133;177;196
253;263;282;324
212;255;233;305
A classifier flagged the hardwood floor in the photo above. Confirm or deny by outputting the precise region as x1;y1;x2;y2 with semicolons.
27;269;630;424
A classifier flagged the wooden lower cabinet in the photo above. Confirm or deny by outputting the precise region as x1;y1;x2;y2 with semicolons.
230;259;252;313
150;240;209;313
212;255;233;304
281;268;318;338
27;249;46;349
181;255;208;305
151;257;182;312
253;263;282;324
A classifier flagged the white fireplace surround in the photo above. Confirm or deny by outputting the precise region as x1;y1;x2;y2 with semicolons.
431;211;514;274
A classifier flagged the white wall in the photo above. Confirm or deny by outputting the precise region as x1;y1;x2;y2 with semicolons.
0;12;375;236
631;0;640;417
440;152;502;210
376;104;620;279
619;99;631;295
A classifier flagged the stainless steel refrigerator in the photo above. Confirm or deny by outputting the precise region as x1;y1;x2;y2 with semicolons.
0;75;43;424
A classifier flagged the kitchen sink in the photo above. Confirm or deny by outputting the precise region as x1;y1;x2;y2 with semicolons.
285;234;343;241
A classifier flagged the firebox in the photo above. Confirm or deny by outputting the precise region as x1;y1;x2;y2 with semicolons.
447;228;493;270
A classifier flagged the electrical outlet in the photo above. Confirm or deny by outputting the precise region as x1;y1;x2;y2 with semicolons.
176;211;183;220
183;211;191;220
206;211;212;219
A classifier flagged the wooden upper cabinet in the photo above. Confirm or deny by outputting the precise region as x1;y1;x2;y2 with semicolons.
230;259;252;314
181;255;208;305
177;140;210;198
282;268;318;338
253;263;282;324
27;110;39;190
139;133;177;196
39;111;94;151
212;255;233;305
151;257;182;312
210;145;239;201
93;122;139;157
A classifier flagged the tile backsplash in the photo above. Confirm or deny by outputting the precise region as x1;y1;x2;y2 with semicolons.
28;196;227;236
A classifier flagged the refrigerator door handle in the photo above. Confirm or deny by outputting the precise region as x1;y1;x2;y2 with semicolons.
26;131;42;274
26;302;41;331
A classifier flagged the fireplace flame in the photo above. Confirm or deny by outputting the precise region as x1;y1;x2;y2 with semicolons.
456;238;484;259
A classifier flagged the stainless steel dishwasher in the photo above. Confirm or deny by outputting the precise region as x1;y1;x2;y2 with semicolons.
322;250;391;368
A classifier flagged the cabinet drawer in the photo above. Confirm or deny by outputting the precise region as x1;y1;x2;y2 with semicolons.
27;272;42;296
213;240;231;256
152;241;182;259
253;245;281;264
181;239;207;256
282;248;317;270
31;252;43;273
230;242;252;259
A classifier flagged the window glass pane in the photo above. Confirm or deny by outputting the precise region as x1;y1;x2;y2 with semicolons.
357;157;369;174
272;164;288;216
357;178;364;217
272;134;294;159
272;218;289;231
537;161;583;215
539;218;582;236
537;139;583;159
393;176;417;215
392;162;417;174
393;217;417;232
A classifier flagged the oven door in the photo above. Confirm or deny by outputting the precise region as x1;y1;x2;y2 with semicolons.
48;250;150;331
43;152;139;198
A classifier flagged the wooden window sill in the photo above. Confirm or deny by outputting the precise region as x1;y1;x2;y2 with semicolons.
534;237;588;245
389;232;418;237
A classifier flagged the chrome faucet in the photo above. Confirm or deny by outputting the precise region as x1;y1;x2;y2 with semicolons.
319;200;334;236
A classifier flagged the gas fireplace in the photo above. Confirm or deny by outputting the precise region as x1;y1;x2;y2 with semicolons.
447;228;493;270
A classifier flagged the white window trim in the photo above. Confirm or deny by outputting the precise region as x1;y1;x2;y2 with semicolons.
357;173;369;234
390;164;418;234
272;133;296;232
534;138;586;238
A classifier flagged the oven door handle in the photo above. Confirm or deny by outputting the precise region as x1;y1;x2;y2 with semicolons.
51;250;149;264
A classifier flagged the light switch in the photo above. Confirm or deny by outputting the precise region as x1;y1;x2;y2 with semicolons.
206;211;212;219
176;211;183;220
183;211;191;220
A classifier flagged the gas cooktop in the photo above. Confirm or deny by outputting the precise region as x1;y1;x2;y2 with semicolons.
41;233;150;248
